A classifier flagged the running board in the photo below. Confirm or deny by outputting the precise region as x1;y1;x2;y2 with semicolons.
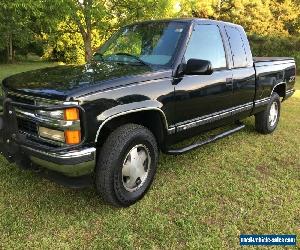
166;124;245;155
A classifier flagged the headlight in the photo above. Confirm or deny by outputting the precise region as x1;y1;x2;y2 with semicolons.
36;101;64;119
36;102;80;121
38;126;65;142
36;101;81;144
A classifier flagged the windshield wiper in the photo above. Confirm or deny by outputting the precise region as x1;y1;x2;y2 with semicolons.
115;53;150;67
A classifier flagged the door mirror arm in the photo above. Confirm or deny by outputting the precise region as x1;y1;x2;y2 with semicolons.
174;63;186;78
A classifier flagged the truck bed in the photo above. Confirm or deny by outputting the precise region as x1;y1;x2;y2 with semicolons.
253;57;295;67
253;57;294;62
253;56;296;105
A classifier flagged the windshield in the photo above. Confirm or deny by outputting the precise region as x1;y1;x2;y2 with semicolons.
95;21;188;66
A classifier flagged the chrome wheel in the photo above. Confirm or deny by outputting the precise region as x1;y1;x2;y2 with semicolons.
122;144;151;192
269;101;278;127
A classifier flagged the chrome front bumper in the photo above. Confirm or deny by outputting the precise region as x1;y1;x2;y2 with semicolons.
22;146;96;177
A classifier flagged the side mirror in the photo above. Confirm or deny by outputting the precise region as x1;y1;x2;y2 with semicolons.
184;59;213;75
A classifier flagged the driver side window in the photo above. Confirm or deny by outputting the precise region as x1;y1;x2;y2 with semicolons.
185;24;227;69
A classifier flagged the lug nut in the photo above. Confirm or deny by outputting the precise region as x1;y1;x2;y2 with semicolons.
136;177;142;186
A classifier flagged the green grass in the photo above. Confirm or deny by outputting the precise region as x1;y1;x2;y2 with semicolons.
0;62;60;83
0;62;299;249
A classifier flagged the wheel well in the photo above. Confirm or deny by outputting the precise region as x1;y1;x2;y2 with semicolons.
96;110;167;150
272;83;286;99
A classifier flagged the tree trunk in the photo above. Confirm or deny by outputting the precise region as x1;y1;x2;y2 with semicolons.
84;0;92;62
7;33;13;63
76;0;93;62
84;32;92;62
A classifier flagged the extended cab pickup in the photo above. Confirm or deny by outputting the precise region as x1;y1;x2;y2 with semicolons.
0;19;296;206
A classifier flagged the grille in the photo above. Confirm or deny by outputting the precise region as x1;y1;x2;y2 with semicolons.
6;92;38;135
7;94;35;105
17;118;38;134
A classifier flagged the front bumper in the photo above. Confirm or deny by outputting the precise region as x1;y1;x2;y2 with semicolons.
22;146;96;177
0;97;96;177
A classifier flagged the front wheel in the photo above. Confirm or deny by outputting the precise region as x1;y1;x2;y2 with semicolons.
255;93;281;134
95;123;159;207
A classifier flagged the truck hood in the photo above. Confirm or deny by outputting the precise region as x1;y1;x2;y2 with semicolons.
2;62;171;100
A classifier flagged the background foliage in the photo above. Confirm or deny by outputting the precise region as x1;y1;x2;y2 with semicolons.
0;0;300;65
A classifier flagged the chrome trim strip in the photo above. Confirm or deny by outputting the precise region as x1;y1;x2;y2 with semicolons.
95;107;172;142
176;102;253;132
21;146;96;159
285;89;295;95
15;108;81;131
284;89;295;100
254;97;270;108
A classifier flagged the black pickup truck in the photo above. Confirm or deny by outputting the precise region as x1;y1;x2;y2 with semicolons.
0;19;296;206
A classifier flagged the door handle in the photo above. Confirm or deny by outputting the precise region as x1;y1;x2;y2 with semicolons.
226;78;233;88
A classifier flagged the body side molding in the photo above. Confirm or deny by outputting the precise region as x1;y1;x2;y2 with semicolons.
174;102;253;132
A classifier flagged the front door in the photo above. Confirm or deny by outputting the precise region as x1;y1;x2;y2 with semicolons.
174;24;233;129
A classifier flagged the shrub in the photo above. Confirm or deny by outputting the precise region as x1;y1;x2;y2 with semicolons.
249;35;300;72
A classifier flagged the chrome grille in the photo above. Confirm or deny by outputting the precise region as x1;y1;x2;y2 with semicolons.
6;92;38;135
17;117;38;134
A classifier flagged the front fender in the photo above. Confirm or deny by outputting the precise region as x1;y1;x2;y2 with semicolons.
94;100;173;142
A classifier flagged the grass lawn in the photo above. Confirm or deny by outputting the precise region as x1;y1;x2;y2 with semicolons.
0;62;60;83
0;62;299;249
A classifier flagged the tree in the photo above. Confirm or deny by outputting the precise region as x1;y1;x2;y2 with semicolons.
57;0;108;62
179;0;300;36
0;1;34;62
0;0;64;62
46;0;177;63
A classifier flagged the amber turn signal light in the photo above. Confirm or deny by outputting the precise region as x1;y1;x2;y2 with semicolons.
64;108;79;121
65;130;81;144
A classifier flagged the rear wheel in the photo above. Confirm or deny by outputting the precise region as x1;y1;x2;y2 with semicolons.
95;123;158;207
255;93;281;134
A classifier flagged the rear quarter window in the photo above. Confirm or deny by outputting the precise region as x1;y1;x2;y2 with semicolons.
225;26;249;68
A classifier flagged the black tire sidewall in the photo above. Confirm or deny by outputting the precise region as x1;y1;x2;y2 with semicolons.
99;126;158;207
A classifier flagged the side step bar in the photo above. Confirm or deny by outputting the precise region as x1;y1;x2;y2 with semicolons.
166;124;245;155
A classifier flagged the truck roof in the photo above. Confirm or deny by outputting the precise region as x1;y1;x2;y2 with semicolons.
130;18;242;29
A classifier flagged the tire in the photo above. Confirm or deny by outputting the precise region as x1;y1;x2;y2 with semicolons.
95;123;159;207
255;93;281;134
